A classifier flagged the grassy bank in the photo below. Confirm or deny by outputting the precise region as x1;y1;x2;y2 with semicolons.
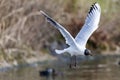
0;0;120;67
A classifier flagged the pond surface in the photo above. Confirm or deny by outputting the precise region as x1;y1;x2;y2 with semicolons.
0;55;120;80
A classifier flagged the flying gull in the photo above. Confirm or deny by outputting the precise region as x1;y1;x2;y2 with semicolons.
40;2;101;67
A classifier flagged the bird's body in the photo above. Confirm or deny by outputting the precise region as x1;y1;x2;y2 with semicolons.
55;44;85;56
41;2;101;67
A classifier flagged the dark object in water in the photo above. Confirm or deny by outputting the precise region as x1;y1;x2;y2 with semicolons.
39;68;56;77
118;61;120;65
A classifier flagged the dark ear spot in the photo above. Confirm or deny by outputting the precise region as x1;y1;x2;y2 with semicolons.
84;49;91;56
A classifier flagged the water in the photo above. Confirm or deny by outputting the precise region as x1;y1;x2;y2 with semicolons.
0;55;120;80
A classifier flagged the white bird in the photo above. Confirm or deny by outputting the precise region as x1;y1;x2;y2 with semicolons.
41;2;101;67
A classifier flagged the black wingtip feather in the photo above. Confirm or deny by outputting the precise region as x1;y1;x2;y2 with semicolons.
88;2;98;14
40;10;58;27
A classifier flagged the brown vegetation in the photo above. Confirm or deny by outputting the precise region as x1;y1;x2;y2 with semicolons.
0;0;120;67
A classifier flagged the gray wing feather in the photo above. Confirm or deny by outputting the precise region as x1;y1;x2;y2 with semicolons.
40;11;76;46
75;3;101;47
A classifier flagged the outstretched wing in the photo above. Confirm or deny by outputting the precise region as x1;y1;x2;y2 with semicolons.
75;2;101;47
40;11;76;46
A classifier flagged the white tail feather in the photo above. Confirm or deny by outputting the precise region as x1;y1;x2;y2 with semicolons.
55;49;65;54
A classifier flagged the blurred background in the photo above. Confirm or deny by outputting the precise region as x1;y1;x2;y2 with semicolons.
0;0;120;67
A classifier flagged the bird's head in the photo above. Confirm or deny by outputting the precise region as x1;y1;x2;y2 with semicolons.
84;49;92;56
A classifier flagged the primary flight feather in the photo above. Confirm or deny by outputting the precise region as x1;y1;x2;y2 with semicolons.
75;2;101;47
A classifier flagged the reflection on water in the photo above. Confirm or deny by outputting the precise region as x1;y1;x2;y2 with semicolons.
0;55;120;80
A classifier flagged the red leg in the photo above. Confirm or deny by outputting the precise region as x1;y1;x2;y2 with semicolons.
74;55;77;67
69;56;73;68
